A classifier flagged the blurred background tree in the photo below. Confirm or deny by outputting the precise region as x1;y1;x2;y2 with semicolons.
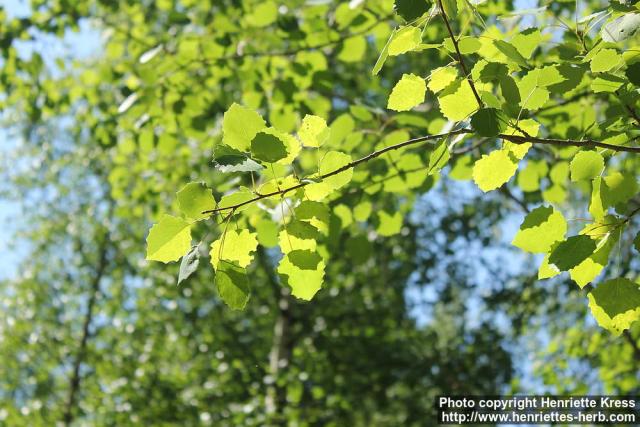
1;0;639;425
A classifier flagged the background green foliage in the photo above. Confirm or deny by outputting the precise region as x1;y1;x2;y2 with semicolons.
2;0;640;425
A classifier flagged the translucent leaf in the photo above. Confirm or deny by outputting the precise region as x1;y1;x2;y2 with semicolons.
472;149;518;192
251;131;288;163
588;278;640;335
449;155;474;180
517;69;551;110
146;215;192;263
218;189;255;212
213;144;263;173
388;73;426;111
591;74;625;93
295;201;331;234
245;1;278;27
512;206;567;253
223;103;267;152
321;151;353;190
278;250;325;300
298;115;329;147
255;219;279;247
443;37;481;54
279;221;320;253
602;172;638;207
548;235;597;271
438;80;479;121
570;227;619;288
177;182;216;221
472;61;508;83
493;40;528;68
178;245;200;285
441;0;457;16
377;211;403;236
601;13;640;43
470;108;508;137
216;262;251;310
589;48;622;73
338;36;367;63
394;0;430;22
388;26;422;56
428;66;458;93
428;139;450;174
372;29;394;76
569;151;604;182
511;28;541;58
209;230;259;270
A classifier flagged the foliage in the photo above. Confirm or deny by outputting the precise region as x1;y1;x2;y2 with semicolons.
3;0;640;424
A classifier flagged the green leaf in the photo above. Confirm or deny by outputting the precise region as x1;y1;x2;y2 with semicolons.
493;40;528;68
245;1;278;27
394;0;430;22
388;26;422;56
377;211;403;236
251;131;289;163
601;13;640;43
222;103;267;152
570;227;620;288
298;115;329;147
470;108;508;137
591;73;625;93
288;249;323;270
176;182;216;221
512;206;567;253
428;139;450;175
438;79;479;121
441;0;457;17
548;235;597;271
569;151;604;182
443;37;481;54
146;214;192;263
209;229;259;270
626;62;640;86
588;278;640;335
472;149;518;192
510;27;542;58
177;245;200;285
602;172;638;207
338;36;367;63
388;73;426;111
372;29;394;76
428;66;458;93
213;144;264;173
216;262;251;310
517;69;551;110
635;231;640;253
278;250;325;300
589;48;622;73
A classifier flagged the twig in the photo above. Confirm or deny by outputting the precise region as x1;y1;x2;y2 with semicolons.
202;130;640;216
437;0;483;108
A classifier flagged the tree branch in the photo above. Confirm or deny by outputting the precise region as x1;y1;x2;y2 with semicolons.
62;235;110;426
202;129;640;216
436;0;483;108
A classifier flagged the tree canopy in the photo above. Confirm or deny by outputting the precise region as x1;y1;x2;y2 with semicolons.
2;0;640;425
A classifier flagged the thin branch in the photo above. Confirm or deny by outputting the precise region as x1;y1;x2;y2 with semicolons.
202;129;470;214
62;235;109;426
437;0;483;108
202;129;640;216
500;133;640;153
